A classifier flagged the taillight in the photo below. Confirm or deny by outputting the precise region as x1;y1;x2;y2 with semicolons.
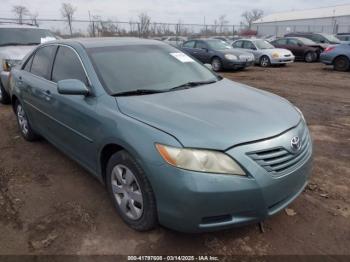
324;47;335;53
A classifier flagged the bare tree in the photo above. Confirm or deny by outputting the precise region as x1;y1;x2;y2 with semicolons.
12;5;29;24
61;3;77;36
218;15;228;33
241;9;264;29
137;13;151;38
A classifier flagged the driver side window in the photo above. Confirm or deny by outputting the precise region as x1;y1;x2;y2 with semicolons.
52;46;88;85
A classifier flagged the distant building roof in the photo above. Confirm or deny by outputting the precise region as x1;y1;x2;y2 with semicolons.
253;4;350;24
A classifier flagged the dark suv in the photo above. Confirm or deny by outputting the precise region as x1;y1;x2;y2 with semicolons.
284;32;341;48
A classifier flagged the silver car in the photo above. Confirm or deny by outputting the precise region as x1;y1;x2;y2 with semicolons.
0;24;56;104
232;39;295;67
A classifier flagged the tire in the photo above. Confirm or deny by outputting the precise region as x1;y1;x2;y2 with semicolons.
259;56;270;67
106;151;157;231
333;56;350;72
15;101;39;141
211;57;222;72
304;52;316;63
0;82;11;105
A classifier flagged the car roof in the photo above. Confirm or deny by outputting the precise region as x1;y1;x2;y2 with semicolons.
52;37;168;49
0;24;39;29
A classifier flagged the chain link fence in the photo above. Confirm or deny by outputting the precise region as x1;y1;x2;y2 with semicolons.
0;17;249;39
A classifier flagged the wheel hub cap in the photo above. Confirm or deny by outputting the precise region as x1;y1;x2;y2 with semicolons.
17;105;29;135
111;164;143;220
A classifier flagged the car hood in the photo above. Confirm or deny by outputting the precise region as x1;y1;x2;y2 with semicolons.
117;79;301;150
0;45;36;60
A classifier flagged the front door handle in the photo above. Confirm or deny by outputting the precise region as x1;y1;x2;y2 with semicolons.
44;90;52;101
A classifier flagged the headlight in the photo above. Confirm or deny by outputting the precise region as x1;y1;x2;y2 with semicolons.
2;59;21;72
271;52;280;59
224;54;238;61
155;144;246;175
295;106;306;122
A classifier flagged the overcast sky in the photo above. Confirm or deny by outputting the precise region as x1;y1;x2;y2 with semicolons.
1;0;350;24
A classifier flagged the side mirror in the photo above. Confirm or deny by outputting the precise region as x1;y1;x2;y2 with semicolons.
298;43;303;47
204;64;213;70
57;79;89;96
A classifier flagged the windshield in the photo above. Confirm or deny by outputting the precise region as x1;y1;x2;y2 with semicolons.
0;28;56;46
206;40;232;50
323;34;341;44
254;40;275;49
88;44;218;94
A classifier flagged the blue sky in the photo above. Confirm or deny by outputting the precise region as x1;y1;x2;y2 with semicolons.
1;0;350;24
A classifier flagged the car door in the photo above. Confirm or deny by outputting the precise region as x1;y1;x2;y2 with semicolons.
287;39;304;59
242;41;259;60
19;45;58;135
194;41;211;64
46;45;99;172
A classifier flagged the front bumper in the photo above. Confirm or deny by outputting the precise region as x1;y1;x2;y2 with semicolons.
270;56;295;64
146;122;313;233
320;53;333;65
223;59;254;69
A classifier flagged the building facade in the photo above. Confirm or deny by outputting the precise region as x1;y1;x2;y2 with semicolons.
252;5;350;36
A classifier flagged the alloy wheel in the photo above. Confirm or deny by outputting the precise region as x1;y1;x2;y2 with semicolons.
0;86;2;100
111;164;144;220
334;57;350;72
305;52;315;63
17;104;29;135
211;58;221;72
260;57;270;67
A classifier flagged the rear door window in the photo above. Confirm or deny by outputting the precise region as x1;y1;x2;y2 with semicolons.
276;39;287;45
195;41;208;49
52;46;88;85
243;41;255;50
183;41;195;48
30;45;57;80
233;41;243;48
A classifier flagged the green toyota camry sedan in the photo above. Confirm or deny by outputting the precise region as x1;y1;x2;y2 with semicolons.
8;38;313;233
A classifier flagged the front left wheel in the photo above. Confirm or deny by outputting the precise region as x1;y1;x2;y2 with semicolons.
260;56;271;67
106;151;158;231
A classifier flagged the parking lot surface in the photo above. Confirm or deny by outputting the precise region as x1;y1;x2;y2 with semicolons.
0;62;349;255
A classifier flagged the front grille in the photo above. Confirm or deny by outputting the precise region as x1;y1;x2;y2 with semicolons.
284;54;291;57
247;127;311;175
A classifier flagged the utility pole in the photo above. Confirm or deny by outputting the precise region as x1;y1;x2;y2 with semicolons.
88;10;95;37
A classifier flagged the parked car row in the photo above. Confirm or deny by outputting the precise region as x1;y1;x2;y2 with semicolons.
179;33;350;72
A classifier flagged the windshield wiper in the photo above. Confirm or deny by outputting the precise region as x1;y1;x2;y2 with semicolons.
112;89;168;97
170;80;218;91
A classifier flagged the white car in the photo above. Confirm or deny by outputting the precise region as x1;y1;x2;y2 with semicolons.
162;36;187;47
232;39;295;67
0;24;57;104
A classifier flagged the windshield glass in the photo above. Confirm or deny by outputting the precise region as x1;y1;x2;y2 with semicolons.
254;40;274;49
206;40;232;50
323;34;341;44
88;44;218;94
0;28;56;46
